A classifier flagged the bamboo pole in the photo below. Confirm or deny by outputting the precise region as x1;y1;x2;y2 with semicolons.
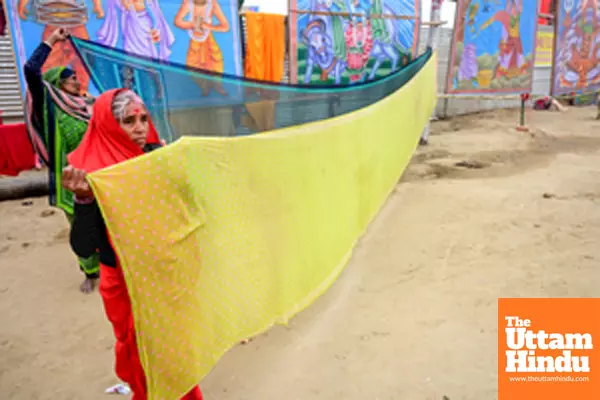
437;92;597;101
437;94;522;100
421;0;443;144
289;9;416;20
423;21;446;26
242;9;446;26
442;0;466;119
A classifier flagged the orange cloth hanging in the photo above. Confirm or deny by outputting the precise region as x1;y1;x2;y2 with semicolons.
242;12;285;132
244;12;285;82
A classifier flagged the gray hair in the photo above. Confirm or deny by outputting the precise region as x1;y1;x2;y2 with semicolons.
112;90;144;121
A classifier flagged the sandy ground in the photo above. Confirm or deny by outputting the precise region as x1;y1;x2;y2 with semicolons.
1;106;600;400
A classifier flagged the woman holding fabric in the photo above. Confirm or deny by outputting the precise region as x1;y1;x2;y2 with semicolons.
62;89;203;400
24;27;99;293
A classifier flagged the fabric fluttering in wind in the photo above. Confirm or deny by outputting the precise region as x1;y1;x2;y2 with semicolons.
85;50;437;400
71;37;430;141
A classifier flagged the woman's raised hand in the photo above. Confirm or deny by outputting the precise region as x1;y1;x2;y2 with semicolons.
62;166;93;199
46;28;70;46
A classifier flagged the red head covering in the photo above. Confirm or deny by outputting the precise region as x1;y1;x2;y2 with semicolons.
67;88;160;173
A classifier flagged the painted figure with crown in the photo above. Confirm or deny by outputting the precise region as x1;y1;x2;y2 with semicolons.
479;0;530;80
18;0;104;93
343;0;374;82
494;0;529;79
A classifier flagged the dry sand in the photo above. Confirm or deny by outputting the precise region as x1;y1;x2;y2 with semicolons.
1;106;599;400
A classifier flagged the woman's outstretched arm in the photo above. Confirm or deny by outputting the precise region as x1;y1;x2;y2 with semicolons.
23;28;70;128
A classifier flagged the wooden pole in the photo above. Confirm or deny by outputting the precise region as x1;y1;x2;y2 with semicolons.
549;1;560;97
437;92;588;101
421;0;444;145
289;9;416;20
423;21;446;27
255;9;446;25
427;0;443;49
442;0;463;119
437;94;521;100
287;0;297;84
269;9;445;25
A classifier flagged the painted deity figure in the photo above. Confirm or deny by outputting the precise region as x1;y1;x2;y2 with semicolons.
344;0;405;82
324;0;347;68
302;0;406;84
562;0;600;88
579;0;599;29
490;0;529;80
301;0;347;84
18;0;104;94
96;0;174;60
174;0;229;95
368;0;406;75
343;0;375;82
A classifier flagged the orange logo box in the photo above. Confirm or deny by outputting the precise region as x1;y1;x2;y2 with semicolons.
498;298;600;400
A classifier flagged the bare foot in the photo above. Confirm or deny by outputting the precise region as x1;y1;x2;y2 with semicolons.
79;277;97;294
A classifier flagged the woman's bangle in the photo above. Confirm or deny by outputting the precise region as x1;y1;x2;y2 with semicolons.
74;195;94;205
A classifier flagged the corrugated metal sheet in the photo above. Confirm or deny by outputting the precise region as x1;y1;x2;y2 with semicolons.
0;32;24;123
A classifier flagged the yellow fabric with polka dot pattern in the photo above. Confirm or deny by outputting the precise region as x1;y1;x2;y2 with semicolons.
87;53;437;400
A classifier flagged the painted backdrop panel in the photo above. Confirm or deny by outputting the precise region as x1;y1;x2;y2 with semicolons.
551;0;600;95
446;0;538;94
289;0;421;85
535;28;554;68
5;0;242;100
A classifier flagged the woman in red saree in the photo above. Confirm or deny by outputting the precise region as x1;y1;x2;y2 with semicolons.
62;88;203;400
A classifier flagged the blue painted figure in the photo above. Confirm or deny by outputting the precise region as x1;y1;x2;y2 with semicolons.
300;0;413;84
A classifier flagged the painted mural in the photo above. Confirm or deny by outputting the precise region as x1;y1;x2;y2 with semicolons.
551;0;600;95
535;28;554;68
446;0;538;94
5;0;242;99
288;0;421;85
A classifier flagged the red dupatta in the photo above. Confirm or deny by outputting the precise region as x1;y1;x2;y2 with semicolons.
67;88;160;172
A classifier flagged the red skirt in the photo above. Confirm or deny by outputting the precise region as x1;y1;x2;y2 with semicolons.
99;264;203;400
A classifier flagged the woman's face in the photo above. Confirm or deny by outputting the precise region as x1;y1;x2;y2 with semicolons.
119;101;149;148
60;74;82;96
